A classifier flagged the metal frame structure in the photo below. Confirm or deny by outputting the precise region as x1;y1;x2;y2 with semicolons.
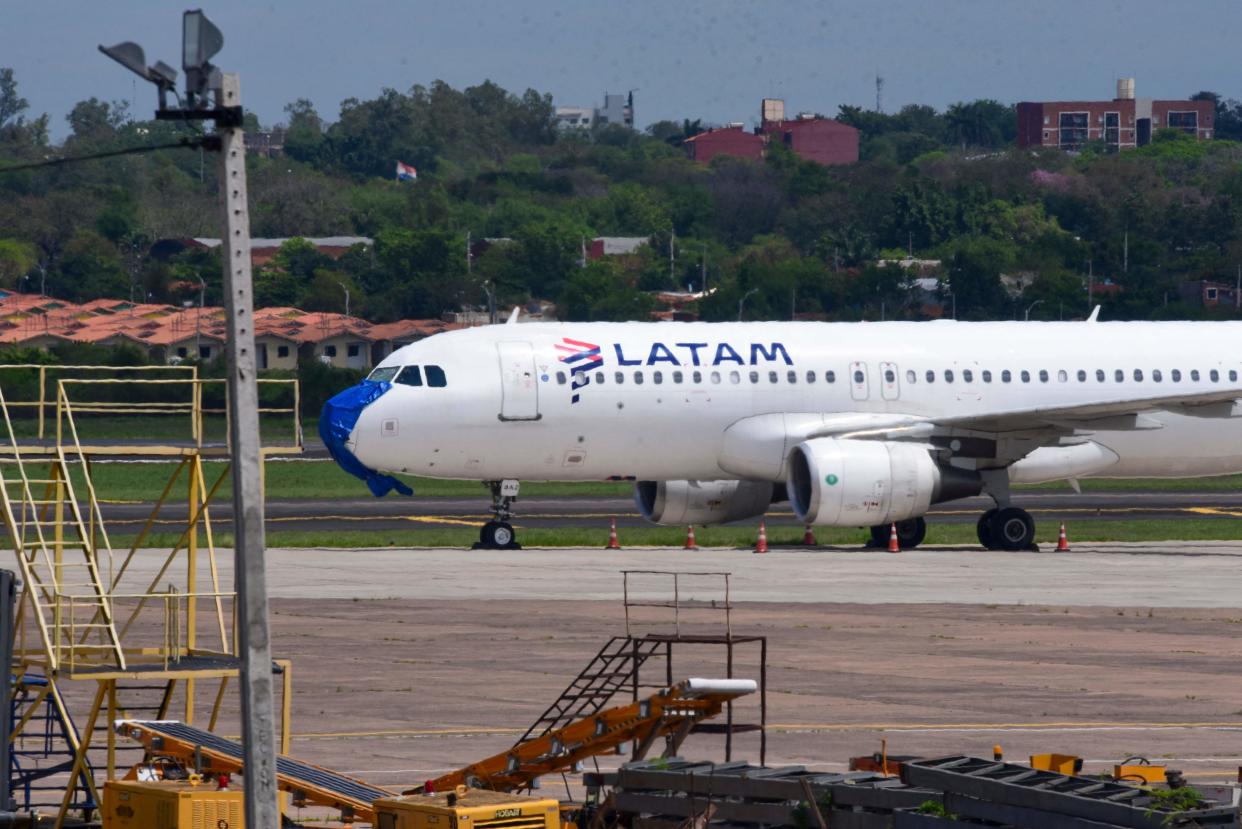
0;364;301;825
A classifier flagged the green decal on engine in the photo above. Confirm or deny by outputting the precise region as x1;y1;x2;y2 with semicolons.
825;474;839;486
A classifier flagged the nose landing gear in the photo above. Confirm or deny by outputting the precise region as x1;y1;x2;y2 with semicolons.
474;479;522;550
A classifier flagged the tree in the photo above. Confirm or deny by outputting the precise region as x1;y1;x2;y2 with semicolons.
0;68;28;129
0;67;47;153
0;238;36;289
57;230;128;301
559;258;654;321
65;98;129;145
944;100;1015;148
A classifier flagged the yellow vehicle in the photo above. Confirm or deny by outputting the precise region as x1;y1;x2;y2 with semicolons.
102;779;243;829
374;786;560;829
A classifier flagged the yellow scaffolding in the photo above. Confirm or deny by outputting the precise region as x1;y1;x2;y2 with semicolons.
0;364;302;826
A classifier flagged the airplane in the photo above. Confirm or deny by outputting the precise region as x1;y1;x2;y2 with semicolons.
320;311;1242;550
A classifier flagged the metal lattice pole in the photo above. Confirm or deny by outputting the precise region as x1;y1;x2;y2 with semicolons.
217;73;279;827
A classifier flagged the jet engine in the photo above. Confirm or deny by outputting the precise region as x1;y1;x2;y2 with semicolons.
635;479;777;526
787;438;981;526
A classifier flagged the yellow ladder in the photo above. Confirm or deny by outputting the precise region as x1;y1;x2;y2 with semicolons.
0;387;124;672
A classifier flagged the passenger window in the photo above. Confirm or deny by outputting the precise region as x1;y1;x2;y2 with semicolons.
1231;370;1238;382
1076;370;1085;382
944;370;954;383
711;371;721;384
1020;370;1031;383
653;371;663;385
1210;369;1220;382
788;370;798;384
982;370;992;383
1115;369;1124;382
729;371;741;384
634;371;644;385
806;370;816;384
1058;370;1068;382
693;370;702;383
825;371;836;383
906;370;916;383
368;366;399;382
556;371;567;385
1096;369;1105;382
748;370;759;383
1171;369;1181;382
1152;369;1162;382
1039;370;1049;383
926;370;935;383
1002;370;1011;383
673;371;683;383
396;366;423;387
853;370;864;384
595;371;605;384
425;365;447;387
769;371;779;383
1133;369;1143;381
962;369;973;383
884;369;896;383
615;371;625;384
1191;369;1200;381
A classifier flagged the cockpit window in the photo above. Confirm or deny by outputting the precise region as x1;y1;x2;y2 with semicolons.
395;366;423;387
368;367;399;382
425;365;447;387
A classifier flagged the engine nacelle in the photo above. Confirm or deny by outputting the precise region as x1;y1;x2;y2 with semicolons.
635;479;776;526
787;438;980;526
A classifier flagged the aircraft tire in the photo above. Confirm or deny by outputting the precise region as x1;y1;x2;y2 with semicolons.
989;507;1035;552
479;521;519;549
977;509;997;549
897;517;926;549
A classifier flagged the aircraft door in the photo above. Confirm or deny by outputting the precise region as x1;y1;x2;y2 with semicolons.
879;361;900;400
497;341;541;421
849;361;869;401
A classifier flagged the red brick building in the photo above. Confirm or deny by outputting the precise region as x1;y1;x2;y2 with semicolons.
761;115;859;165
1017;79;1214;150
684;99;859;166
683;125;765;163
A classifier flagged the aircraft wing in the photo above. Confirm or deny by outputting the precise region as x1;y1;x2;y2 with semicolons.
721;387;1242;479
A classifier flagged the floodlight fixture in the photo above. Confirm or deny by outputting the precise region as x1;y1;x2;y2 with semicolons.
182;9;224;104
99;41;178;108
99;41;150;81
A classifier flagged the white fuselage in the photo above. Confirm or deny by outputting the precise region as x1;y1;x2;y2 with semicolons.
347;320;1242;482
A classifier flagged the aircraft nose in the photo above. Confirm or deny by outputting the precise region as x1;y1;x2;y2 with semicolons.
319;380;413;497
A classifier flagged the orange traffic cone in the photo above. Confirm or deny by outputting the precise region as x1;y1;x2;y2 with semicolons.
684;525;699;550
754;521;769;554
605;518;621;550
1056;522;1071;552
887;522;900;553
802;525;817;546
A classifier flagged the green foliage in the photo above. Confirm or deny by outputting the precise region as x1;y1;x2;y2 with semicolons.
559;259;655;321
914;800;955;819
1144;786;1204;822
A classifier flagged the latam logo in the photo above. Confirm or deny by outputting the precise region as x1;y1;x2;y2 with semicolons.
614;341;793;367
555;337;602;403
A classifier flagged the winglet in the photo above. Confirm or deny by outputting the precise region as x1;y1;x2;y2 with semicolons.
1086;305;1101;323
506;306;520;325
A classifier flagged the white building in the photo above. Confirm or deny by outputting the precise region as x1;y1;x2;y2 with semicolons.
555;93;634;131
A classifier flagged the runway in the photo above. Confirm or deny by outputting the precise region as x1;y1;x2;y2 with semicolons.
96;488;1242;533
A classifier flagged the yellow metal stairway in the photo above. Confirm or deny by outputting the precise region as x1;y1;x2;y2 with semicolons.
0;386;125;673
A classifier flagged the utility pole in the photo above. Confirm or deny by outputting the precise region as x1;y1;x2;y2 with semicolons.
1087;259;1094;311
669;227;675;284
700;244;707;294
101;14;279;827
217;72;279;829
337;281;350;318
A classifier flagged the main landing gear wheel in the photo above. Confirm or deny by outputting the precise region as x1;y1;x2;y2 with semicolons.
976;508;997;549
868;517;927;550
987;507;1036;552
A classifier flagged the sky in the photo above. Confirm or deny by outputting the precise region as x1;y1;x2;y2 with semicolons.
5;0;1240;141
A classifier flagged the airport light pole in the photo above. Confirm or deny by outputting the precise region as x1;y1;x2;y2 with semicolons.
100;12;279;828
1024;299;1044;321
738;288;758;321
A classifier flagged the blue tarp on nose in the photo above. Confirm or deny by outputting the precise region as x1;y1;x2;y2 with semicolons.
319;381;414;498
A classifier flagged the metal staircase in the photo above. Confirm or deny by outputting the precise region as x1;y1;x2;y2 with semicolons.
9;673;97;818
516;636;664;743
0;386;124;673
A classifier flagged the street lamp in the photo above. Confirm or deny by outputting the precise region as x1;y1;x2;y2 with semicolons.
1024;299;1044;321
737;288;759;321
